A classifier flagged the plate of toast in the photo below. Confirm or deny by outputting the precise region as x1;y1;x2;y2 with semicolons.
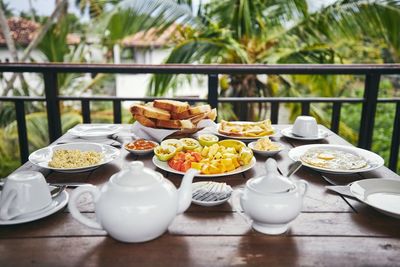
130;100;217;130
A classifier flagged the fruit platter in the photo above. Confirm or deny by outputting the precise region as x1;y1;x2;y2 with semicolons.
152;135;256;177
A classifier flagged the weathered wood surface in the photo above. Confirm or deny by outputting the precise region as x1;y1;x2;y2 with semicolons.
1;124;399;267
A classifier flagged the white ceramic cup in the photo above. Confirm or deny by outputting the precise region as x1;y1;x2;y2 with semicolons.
292;116;318;137
0;171;52;220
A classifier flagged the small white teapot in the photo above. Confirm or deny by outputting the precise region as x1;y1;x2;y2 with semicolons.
68;161;198;243
237;158;308;235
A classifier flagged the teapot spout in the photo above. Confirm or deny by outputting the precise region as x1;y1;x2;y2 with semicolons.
177;168;198;214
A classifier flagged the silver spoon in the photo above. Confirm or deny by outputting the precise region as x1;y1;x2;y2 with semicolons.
286;161;303;178
50;185;66;198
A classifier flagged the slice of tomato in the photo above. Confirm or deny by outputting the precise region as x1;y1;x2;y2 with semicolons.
190;151;202;162
168;159;183;171
181;161;192;172
175;152;186;161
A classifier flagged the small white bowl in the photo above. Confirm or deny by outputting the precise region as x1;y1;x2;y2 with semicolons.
192;182;232;207
124;140;159;156
248;141;284;156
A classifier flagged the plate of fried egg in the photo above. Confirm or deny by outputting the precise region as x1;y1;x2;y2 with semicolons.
288;144;384;174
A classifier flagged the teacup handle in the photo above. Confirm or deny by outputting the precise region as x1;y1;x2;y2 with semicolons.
232;188;252;226
68;185;103;230
0;189;21;220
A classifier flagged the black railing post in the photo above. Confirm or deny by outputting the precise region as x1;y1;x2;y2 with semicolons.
270;102;279;124
43;72;62;142
207;74;219;109
389;102;400;172
331;102;342;134
81;100;91;123
15;100;29;163
358;74;380;149
113;100;122;124
301;102;310;115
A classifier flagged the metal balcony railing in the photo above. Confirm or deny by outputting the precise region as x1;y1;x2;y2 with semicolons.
0;63;399;172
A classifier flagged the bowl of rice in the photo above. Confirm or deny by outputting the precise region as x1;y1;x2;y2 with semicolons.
29;143;120;173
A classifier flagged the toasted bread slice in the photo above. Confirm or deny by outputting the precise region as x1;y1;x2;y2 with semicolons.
170;109;192;120
190;113;207;125
134;114;156;128
130;104;145;116
156;119;194;129
206;108;217;121
154;100;189;113
130;104;171;120
189;104;211;115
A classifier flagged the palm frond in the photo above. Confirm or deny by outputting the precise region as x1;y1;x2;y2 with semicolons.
289;0;400;60
95;0;196;45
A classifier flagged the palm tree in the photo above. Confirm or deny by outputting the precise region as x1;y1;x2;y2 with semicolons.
136;0;398;137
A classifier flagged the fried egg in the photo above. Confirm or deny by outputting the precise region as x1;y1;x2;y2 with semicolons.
300;148;368;170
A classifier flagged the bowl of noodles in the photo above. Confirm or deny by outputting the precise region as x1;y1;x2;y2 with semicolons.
29;143;120;173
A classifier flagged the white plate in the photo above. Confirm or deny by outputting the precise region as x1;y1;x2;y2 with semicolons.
281;126;329;141
68;124;122;139
29;143;120;173
350;178;400;219
0;186;69;225
215;122;276;142
152;156;256;178
288;144;384;174
191;182;232;206
248;141;285;156
124;140;159;156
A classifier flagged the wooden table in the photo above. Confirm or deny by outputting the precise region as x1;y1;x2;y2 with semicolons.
1;125;400;267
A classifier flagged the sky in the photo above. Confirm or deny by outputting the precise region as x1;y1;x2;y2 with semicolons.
5;0;337;19
5;0;89;20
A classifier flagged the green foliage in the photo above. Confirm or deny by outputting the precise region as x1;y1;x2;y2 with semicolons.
95;0;195;47
0;112;82;177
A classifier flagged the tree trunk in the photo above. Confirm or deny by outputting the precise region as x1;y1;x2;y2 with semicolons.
1;0;68;96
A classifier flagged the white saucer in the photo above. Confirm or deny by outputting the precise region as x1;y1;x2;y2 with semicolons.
0;187;69;225
68;124;122;139
350;178;400;219
281;126;329;141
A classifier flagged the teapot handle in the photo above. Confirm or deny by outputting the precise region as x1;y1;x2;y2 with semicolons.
232;188;252;226
68;185;103;230
297;180;308;196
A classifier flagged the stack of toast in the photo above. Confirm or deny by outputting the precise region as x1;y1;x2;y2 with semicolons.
130;100;217;129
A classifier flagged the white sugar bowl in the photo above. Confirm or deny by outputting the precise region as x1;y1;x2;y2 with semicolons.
237;158;308;235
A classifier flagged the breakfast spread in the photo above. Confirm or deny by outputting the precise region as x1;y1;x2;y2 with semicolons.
125;139;157;150
154;138;254;175
48;149;102;168
218;119;274;137
300;148;368;170
130;99;217;129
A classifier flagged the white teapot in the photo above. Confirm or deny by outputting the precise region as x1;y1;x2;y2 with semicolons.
237;158;308;235
68;161;198;243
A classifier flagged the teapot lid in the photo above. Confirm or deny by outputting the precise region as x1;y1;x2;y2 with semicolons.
248;158;294;193
112;161;161;187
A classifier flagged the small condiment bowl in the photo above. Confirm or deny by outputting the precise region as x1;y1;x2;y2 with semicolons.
248;141;285;157
191;182;232;207
124;140;159;156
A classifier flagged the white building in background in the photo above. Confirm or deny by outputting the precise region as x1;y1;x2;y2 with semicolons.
115;25;206;107
0;19;205;103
